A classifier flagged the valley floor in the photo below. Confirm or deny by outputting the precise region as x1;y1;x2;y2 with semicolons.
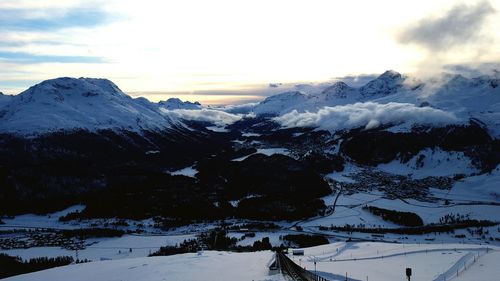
1;163;499;280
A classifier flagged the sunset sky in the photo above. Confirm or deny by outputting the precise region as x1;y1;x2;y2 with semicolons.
1;0;499;104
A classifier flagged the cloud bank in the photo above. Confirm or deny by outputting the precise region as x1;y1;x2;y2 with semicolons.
274;102;460;132
161;108;242;126
217;103;258;114
398;1;495;51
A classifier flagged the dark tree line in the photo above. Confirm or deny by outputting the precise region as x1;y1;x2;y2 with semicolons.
0;254;73;279
281;234;329;248
363;205;424;227
149;228;275;257
328;220;496;235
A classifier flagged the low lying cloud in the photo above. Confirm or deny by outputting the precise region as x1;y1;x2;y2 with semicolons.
335;74;379;88
217;102;258;114
274;102;460;132
161;108;242;126
398;1;495;51
443;62;500;77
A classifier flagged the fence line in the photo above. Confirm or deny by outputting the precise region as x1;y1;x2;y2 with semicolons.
433;248;494;281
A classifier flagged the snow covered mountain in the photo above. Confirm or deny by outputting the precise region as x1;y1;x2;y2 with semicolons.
320;81;357;100
158;98;201;110
0;92;13;108
251;70;500;137
0;72;497;178
2;71;498;137
251;70;413;115
0;77;177;135
252;91;310;116
358;69;407;97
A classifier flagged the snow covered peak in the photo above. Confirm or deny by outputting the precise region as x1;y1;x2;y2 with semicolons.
20;77;128;102
253;91;309;115
158;98;201;110
0;77;175;135
379;70;402;79
261;91;305;101
79;78;127;97
359;70;405;97
321;81;356;99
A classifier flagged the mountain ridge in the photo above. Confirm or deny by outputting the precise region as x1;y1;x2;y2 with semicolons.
1;70;499;137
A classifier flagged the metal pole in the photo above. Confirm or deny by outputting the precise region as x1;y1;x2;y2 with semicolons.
314;259;317;276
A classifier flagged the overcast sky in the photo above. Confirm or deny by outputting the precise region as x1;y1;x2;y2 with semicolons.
1;0;499;104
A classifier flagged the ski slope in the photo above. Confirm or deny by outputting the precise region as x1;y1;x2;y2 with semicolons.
3;251;284;281
3;242;498;281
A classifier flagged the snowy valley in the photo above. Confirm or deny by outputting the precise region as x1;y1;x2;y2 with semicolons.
0;70;499;280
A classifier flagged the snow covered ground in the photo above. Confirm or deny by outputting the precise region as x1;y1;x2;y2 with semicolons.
169;166;198;178
320;163;500;227
325;162;360;183
1;201;498;280
1;163;498;280
1;234;196;262
3;251;284;281
309;190;499;230
443;165;500;203
232;148;290;161
0;205;86;230
292;242;499;281
377;148;478;179
4;242;499;281
229;231;285;248
454;250;500;281
296;163;500;246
